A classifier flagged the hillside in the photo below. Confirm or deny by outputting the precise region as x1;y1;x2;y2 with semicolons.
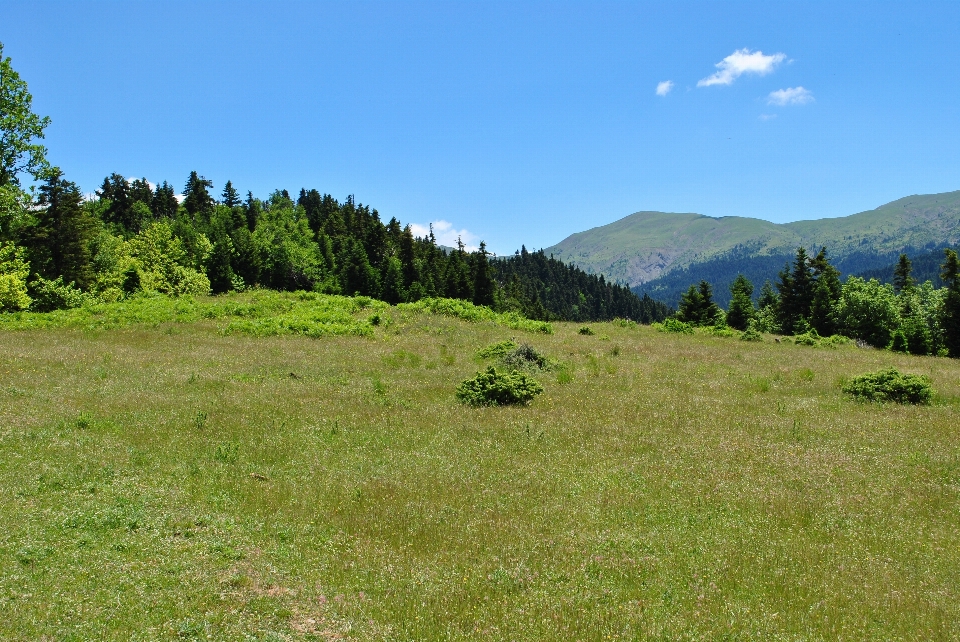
3;292;959;639
545;191;960;297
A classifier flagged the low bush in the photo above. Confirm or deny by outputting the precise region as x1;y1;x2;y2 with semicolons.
456;366;544;407
653;318;694;334
578;326;594;335
842;368;933;404
399;298;552;334
740;321;763;342
477;339;518;359
28;276;91;312
502;343;550;370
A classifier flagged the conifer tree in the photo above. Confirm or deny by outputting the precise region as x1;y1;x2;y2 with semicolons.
940;249;960;357
471;241;495;307
893;253;915;293
726;274;755;330
182;171;214;219
27;172;96;289
151;181;179;219
808;247;841;335
221;180;241;208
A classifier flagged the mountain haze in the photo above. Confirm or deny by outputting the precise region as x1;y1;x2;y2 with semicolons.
545;191;960;297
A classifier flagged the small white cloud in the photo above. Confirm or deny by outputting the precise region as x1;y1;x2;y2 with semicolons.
655;80;674;96
698;48;786;87
767;86;814;106
410;220;479;252
126;177;156;190
759;113;778;121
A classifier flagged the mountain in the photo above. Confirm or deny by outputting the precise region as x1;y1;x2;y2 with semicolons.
544;190;960;306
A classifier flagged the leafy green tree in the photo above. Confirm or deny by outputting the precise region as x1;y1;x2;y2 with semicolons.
25;172;96;289
893;253;915;293
127;221;210;296
0;240;31;311
725;274;755;330
0;42;52;189
940;249;960;357
835;277;900;348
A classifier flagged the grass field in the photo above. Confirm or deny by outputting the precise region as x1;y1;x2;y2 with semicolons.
2;292;959;640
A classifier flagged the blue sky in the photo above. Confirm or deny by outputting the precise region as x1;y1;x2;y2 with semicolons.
4;1;959;253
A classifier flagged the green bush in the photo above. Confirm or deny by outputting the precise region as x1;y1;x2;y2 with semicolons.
501;343;550;370
842;368;933;404
740;321;763;342
578;326;595;335
653;318;694;334
28;276;90;312
456;366;544;407
477;339;518;359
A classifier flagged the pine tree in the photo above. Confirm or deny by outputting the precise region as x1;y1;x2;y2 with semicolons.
940;249;960;357
27;172;96;289
757;279;778;310
221;180;241;208
893;253;915;293
151;181;179;219
808;247;841;336
726;274;755;330
182;171;214;220
776;247;812;334
471;241;496;307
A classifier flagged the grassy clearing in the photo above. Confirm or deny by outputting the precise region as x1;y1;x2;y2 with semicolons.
2;293;959;640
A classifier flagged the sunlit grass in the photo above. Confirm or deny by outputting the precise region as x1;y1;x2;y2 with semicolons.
2;293;959;640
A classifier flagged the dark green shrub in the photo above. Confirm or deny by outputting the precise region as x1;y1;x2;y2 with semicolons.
578;326;594;335
502;343;549;370
842;368;933;404
456;366;544;406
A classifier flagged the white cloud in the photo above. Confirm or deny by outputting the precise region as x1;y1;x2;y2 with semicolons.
697;48;786;87
655;80;674;96
767;86;814;106
127;177;156;190
759;113;778;121
409;220;479;252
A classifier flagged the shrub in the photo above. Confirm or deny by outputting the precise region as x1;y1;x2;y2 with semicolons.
28;276;90;312
0;241;31;312
501;343;549;370
740;322;763;342
842;368;933;404
653;318;694;334
794;331;820;346
456;366;544;406
477;339;518;359
578;326;594;335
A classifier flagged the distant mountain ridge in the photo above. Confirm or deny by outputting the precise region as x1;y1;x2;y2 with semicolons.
544;191;960;292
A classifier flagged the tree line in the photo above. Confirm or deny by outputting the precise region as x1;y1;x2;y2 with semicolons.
0;41;673;323
674;246;960;357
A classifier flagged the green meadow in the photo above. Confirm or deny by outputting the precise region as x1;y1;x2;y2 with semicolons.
2;292;959;640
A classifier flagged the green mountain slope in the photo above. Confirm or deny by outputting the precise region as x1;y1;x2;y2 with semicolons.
545;190;960;288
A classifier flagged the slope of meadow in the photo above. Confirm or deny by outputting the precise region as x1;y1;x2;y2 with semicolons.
2;292;959;640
